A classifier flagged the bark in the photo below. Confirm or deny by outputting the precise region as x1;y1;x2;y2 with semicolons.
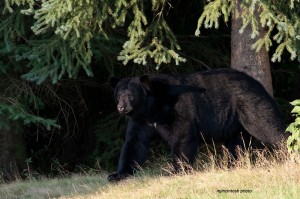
231;0;273;96
0;77;26;181
0;120;26;181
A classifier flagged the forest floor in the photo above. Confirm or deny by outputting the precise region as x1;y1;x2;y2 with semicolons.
1;147;300;199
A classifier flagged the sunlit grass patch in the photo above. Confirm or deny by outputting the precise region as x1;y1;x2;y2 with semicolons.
1;144;300;199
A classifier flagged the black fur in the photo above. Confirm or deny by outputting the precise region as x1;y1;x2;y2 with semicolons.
107;69;287;182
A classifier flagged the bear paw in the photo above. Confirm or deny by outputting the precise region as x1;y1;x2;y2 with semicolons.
107;173;129;182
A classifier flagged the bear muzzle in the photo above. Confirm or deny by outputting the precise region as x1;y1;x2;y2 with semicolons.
117;105;125;112
117;105;133;114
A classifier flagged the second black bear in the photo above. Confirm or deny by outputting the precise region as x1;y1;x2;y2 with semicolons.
108;69;287;181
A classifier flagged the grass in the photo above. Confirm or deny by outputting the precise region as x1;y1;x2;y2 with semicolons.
1;146;300;199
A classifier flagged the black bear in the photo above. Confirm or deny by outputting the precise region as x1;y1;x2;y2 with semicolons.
108;68;287;181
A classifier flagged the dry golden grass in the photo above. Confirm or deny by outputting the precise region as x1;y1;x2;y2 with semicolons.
1;145;300;199
62;161;300;199
63;145;300;199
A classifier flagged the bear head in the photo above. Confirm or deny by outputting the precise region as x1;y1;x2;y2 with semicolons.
110;75;156;117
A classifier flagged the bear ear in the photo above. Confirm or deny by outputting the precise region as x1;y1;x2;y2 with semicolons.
140;75;151;89
109;77;120;89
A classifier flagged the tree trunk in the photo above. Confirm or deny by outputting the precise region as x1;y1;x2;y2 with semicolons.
0;121;26;181
231;0;273;96
0;77;26;181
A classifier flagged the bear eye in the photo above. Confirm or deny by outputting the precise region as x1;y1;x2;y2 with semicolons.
128;95;134;100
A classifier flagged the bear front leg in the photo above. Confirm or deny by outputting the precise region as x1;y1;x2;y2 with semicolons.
107;120;153;182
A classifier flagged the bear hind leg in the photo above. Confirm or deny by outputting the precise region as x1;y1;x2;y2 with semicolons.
224;131;253;166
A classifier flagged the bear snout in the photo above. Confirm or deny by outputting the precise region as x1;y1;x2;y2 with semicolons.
117;105;125;112
117;102;133;114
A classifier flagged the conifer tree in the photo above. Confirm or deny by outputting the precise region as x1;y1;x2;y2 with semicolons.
0;0;300;178
195;0;300;64
1;0;299;84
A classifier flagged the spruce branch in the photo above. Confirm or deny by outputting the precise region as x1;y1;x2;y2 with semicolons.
196;0;300;62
